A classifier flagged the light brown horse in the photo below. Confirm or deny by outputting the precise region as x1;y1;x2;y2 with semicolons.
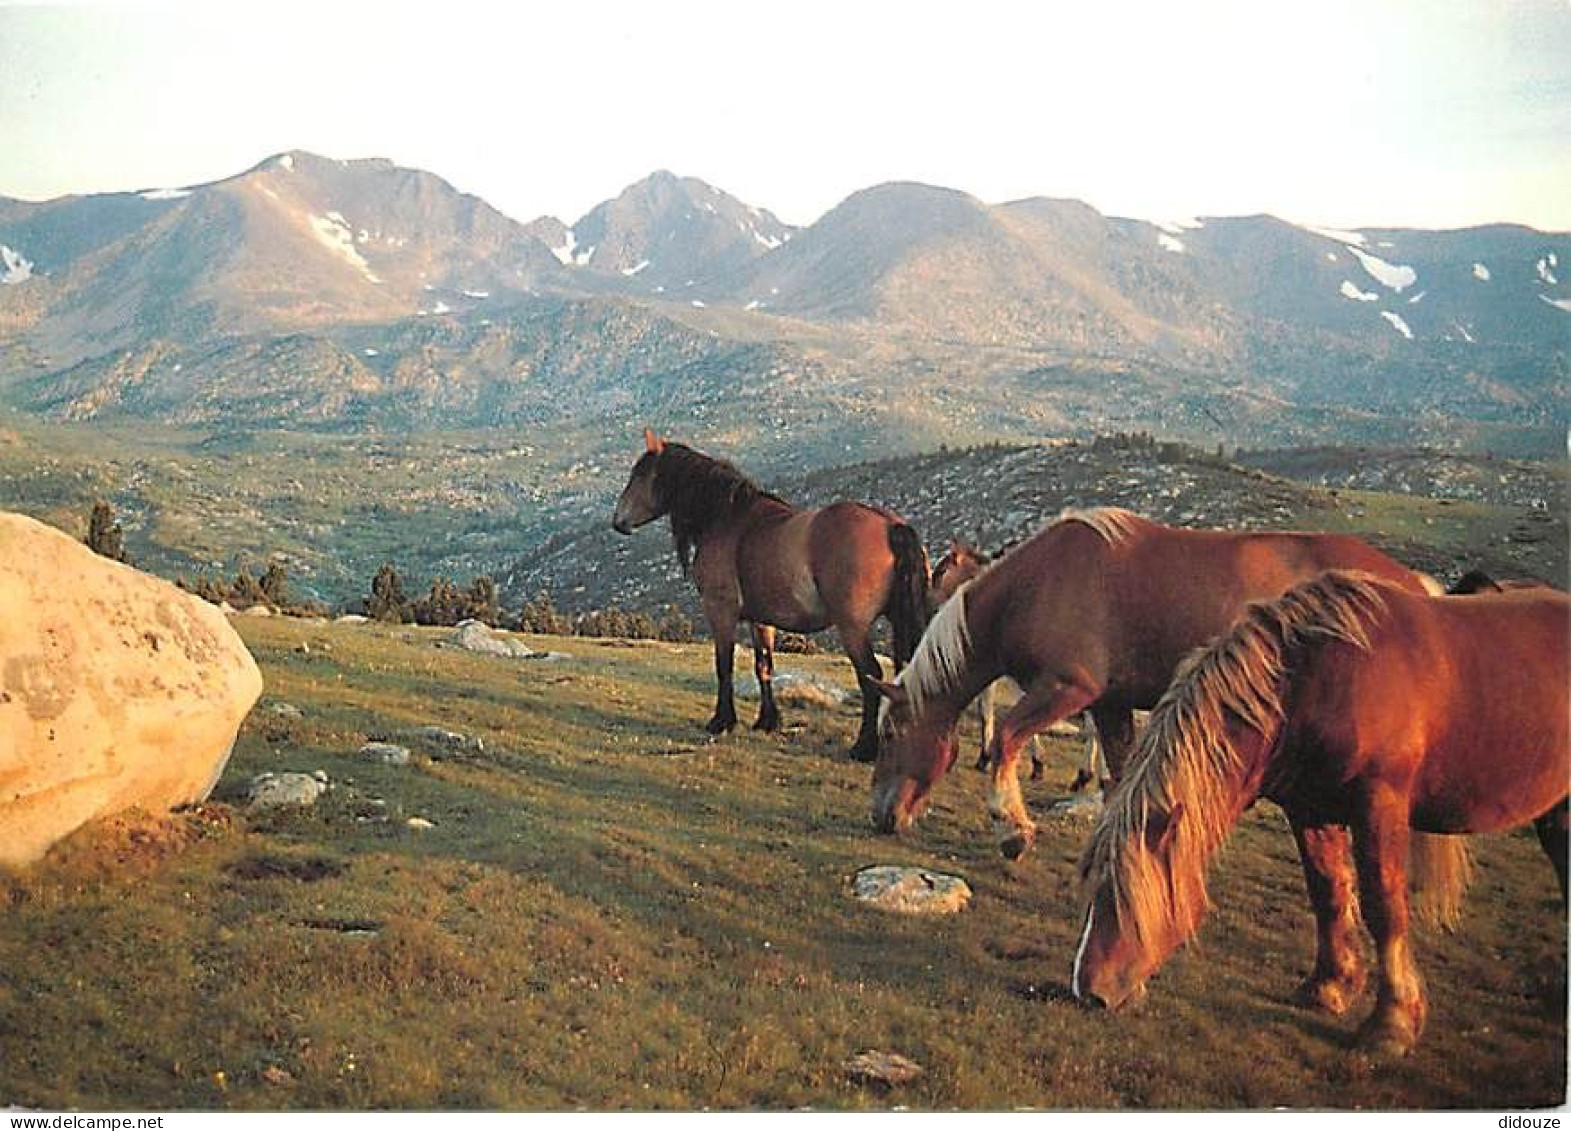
928;541;1104;788
870;508;1431;857
1073;573;1568;1055
612;430;929;761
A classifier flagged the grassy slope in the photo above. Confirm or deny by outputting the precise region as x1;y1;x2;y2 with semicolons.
2;617;1563;1110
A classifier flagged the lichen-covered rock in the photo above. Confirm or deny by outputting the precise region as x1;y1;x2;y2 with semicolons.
844;1050;924;1089
0;513;263;865
851;865;972;914
358;742;412;766
246;772;327;809
447;619;537;658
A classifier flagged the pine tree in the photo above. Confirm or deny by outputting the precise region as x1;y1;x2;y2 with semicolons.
85;501;127;563
260;562;290;609
368;563;408;623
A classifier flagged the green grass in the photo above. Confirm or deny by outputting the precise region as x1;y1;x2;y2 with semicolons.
1;617;1564;1110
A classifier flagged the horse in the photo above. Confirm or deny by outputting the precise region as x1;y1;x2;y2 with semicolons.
1448;568;1556;595
868;507;1432;858
1073;572;1568;1055
928;541;1105;789
611;430;929;761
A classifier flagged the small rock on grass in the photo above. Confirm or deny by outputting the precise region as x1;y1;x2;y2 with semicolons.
246;773;327;809
359;742;412;766
406;816;436;830
844;1050;924;1089
851;865;971;914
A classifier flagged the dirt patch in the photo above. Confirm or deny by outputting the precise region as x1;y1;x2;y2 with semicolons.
8;804;238;892
226;853;350;883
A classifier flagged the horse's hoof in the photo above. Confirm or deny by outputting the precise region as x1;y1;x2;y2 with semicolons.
1029;764;1044;782
973;755;990;773
1293;973;1365;1016
1354;1012;1422;1057
753;714;780;733
706;715;736;735
848;743;877;764
1000;831;1035;861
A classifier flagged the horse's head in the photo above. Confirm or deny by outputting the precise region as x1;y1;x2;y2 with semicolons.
1072;800;1203;1010
612;429;667;534
927;541;988;613
867;678;958;834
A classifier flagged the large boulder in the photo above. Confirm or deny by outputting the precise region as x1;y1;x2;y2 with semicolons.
0;513;264;865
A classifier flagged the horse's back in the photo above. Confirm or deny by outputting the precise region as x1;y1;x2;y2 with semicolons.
1298;584;1569;833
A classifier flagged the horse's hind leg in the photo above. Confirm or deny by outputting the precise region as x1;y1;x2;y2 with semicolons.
751;623;780;732
840;625;884;763
1350;781;1426;1055
1289;816;1367;1016
1533;798;1568;902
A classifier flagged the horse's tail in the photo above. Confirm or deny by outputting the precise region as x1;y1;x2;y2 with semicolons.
1409;832;1474;931
886;522;930;670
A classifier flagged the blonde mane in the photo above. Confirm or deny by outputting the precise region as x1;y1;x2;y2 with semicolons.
1079;571;1391;946
881;580;974;733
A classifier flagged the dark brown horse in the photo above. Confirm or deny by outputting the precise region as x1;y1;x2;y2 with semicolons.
612;431;929;761
1074;573;1568;1055
870;507;1432;857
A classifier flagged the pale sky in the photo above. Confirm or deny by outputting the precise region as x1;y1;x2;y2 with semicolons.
2;0;1568;232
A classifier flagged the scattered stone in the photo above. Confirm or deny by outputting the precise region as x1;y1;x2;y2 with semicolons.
736;671;858;707
0;512;263;865
265;702;304;719
844;1050;924;1090
358;742;412;766
407;725;483;754
406;816;436;830
241;605;273;618
246;772;327;809
851;865;972;915
1047;793;1106;821
446;619;539;658
335;614;369;625
260;1065;294;1087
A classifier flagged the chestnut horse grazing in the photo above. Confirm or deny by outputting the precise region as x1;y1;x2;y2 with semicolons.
612;431;929;761
927;542;1104;788
870;508;1428;856
1073;573;1569;1055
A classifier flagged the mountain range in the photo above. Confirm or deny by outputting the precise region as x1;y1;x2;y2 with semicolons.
1;150;1566;459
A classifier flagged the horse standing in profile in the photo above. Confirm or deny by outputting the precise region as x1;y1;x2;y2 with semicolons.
612;430;929;762
869;507;1431;858
1073;573;1568;1055
927;541;1105;788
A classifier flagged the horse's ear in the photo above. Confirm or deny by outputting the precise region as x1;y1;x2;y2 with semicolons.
863;675;906;705
1147;802;1185;857
643;428;665;455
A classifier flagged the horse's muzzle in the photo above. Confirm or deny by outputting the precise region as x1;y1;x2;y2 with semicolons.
611;516;632;535
871;777;920;835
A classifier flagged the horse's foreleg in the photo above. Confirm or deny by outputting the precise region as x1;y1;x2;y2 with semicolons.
987;678;1097;859
750;623;780;733
1533;797;1569;902
1350;781;1426;1056
1067;713;1102;793
1289;817;1367;1016
842;628;884;763
704;610;740;735
973;682;997;772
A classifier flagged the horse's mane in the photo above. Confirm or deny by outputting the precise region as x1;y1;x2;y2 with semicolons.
1079;571;1391;946
652;443;786;571
1051;506;1147;546
881;581;974;734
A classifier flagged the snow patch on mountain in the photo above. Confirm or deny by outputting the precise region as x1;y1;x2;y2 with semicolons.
308;213;382;284
621;260;651;277
1309;226;1366;247
1349;246;1417;293
1537;257;1560;286
1340;280;1378;302
1157;233;1185;254
752;229;784;250
1540;294;1571;314
1;245;34;285
141;187;192;201
1381;311;1414;339
550;230;578;267
1472;262;1491;281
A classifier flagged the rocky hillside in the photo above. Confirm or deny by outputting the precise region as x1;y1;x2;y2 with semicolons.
503;437;1567;615
2;152;1565;457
